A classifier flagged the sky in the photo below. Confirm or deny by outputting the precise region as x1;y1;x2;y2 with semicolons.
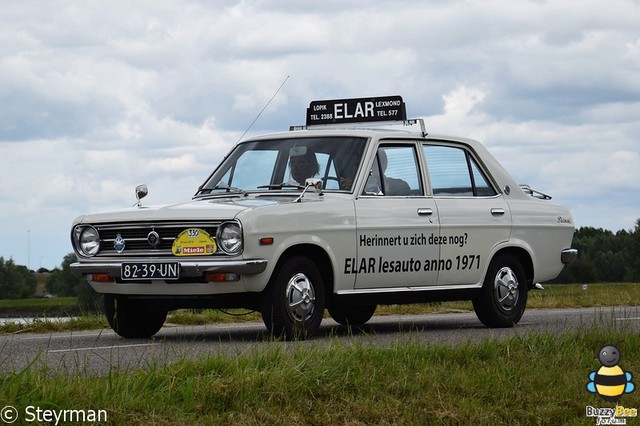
1;0;639;270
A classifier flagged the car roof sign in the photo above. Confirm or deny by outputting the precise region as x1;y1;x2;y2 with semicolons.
306;95;407;127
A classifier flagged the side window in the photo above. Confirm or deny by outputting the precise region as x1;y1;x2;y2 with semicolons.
363;145;422;196
423;145;496;197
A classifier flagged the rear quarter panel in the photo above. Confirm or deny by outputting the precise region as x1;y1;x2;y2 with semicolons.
508;198;575;283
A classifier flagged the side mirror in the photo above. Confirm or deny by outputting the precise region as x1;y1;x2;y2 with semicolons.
304;178;323;192
134;184;148;207
294;178;323;203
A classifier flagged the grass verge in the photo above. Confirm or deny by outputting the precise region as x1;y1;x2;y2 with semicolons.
1;327;638;424
0;315;108;334
0;297;78;309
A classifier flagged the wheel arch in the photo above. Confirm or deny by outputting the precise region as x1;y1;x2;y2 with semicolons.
266;243;335;296
490;246;534;288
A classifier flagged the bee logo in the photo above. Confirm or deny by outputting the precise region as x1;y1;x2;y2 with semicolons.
586;344;635;403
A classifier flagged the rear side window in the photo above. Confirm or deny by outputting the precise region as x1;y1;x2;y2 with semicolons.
423;145;496;197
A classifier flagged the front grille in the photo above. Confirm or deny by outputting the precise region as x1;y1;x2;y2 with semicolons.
95;221;224;257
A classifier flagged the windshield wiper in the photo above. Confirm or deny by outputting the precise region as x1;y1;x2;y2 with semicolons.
257;183;305;190
197;183;247;196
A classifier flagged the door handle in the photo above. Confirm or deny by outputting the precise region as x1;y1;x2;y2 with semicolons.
491;208;505;216
417;208;433;216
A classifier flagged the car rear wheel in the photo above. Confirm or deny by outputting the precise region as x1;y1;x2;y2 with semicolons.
328;304;376;326
472;254;527;328
104;294;167;338
260;256;325;340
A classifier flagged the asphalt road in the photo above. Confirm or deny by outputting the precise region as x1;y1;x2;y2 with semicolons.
1;306;639;376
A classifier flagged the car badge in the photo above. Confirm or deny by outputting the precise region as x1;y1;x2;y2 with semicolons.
147;231;160;248
114;234;126;253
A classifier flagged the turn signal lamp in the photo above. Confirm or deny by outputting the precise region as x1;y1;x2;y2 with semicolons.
90;273;113;283
206;272;240;282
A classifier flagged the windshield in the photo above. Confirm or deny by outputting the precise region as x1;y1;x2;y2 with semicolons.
198;136;368;195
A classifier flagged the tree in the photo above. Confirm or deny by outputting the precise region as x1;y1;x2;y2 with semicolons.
0;257;37;299
46;254;79;296
552;220;639;284
47;253;102;311
626;218;640;281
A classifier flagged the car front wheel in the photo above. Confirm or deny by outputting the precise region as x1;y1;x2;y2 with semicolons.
260;256;325;340
472;254;528;328
104;294;167;338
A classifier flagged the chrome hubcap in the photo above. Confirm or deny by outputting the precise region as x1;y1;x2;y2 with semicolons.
493;266;519;312
285;273;316;322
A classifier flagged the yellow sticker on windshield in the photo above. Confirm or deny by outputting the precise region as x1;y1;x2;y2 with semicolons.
172;228;217;256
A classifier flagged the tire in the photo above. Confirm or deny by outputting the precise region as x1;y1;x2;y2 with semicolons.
260;256;325;340
472;254;528;328
104;294;167;338
328;304;376;326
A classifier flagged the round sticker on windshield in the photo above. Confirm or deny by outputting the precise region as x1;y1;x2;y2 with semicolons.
172;228;217;256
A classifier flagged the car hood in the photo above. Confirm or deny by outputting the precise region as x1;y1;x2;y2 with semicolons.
73;195;304;224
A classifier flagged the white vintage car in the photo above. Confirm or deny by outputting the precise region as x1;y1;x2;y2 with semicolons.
71;96;577;339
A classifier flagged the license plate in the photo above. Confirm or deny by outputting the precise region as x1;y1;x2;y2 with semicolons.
121;262;180;280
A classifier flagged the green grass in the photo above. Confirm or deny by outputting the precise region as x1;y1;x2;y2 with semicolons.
167;308;262;325
1;327;638;424
0;315;108;334
528;282;640;308
0;296;77;310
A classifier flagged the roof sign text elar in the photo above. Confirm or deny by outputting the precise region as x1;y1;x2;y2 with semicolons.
306;95;407;126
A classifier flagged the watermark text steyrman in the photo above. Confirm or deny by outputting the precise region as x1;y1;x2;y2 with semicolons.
1;405;107;425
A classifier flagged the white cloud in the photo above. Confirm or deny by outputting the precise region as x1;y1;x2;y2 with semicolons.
1;0;640;268
442;86;488;117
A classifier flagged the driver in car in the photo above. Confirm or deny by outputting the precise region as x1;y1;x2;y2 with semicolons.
289;148;320;185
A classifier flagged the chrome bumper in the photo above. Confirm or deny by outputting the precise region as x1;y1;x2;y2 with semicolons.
561;248;578;264
70;258;268;278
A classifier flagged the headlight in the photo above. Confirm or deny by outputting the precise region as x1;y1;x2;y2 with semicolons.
217;222;243;255
73;225;100;257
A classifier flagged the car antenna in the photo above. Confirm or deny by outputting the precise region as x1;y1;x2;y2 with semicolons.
237;75;290;142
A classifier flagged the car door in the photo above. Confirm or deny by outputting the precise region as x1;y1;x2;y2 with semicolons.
353;143;440;289
422;143;511;286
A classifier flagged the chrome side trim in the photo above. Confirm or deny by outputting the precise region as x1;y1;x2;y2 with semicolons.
336;283;482;295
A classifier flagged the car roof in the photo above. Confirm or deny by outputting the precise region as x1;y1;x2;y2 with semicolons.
241;127;482;148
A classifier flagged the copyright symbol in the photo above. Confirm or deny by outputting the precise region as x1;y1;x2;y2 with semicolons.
1;406;18;423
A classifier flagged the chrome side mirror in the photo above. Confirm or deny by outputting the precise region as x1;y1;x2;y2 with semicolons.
294;178;323;203
134;184;148;207
305;178;323;192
